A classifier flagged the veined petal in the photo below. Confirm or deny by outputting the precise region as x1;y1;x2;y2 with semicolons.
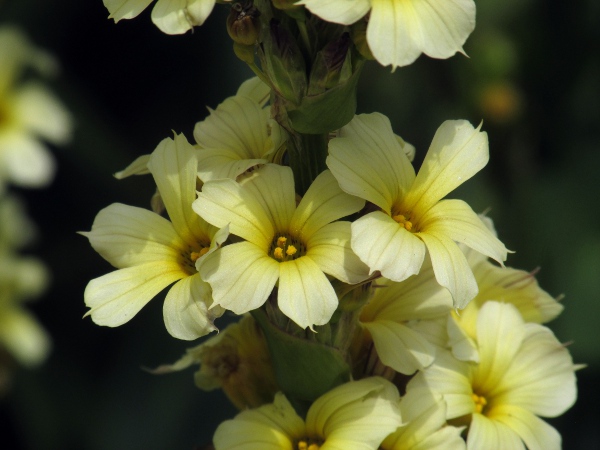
405;120;488;215
489;405;561;450
474;302;525;394
81;203;183;269
298;0;371;25
197;147;266;182
307;378;401;446
151;0;195;34
0;308;51;367
194;177;273;248
13;83;72;145
497;323;577;417
278;257;338;329
421;199;508;264
418;230;478;308
307;221;369;284
148;134;213;247
200;241;279;315
163;273;222;340
236;77;270;106
467;413;525;450
0;131;55;188
114;154;150;179
364;319;436;374
103;0;153;21
291;170;364;240
328;113;415;211
447;315;479;362
194;96;272;159
352;211;426;282
84;262;185;327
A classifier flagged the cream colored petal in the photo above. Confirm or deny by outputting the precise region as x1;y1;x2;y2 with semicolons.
84;262;185;327
186;0;216;26
214;393;303;449
278;257;338;329
197;147;266;182
163;273;222;340
418;230;478;309
291;170;364;240
82;203;183;269
297;0;371;25
490;405;561;450
0;132;55;188
352;211;426;282
151;0;195;34
407;351;474;420
200;242;279;314
368;0;475;68
13;83;72;145
114;154;150;179
420;199;508;264
148;134;213;247
306;221;369;284
194;96;272;160
0;308;51;367
236;77;271;106
474;302;525;394
406;120;488;214
194;177;273;248
364;319;436;374
307;378;401;446
447;315;479;362
103;0;153;21
327;113;415;211
467;413;525;450
497;323;577;417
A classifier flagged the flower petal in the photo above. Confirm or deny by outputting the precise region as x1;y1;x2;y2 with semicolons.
236;77;270;106
418;230;478;308
81;203;183;269
114;154;150;179
420;199;507;264
0;131;55;188
327;113;415;212
84;262;185;327
364;319;436;374
298;0;371;25
197;147;266;182
307;221;369;284
278;257;338;329
0;308;51;367
103;0;153;21
489;405;561;450
186;0;216;27
467;413;525;450
352;211;426;282
151;0;195;34
162;273;223;340
405;120;488;214
148;134;215;247
200;241;279;314
291;170;364;241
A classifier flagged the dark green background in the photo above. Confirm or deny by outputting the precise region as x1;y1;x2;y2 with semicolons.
1;0;599;448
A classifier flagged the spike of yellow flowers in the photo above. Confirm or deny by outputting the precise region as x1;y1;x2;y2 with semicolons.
327;113;508;309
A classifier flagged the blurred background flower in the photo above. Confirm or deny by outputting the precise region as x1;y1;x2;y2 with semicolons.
0;0;598;448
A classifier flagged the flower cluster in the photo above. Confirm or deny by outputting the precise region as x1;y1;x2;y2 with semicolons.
87;0;580;448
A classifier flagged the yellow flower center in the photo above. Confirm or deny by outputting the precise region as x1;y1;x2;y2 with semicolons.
393;212;416;232
181;242;210;274
297;439;322;450
270;234;304;262
472;392;488;414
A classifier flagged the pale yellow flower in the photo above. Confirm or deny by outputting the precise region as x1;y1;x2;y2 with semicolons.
193;163;369;330
103;0;217;34
408;301;578;450
0;27;71;192
299;0;475;68
213;377;402;450
327;113;508;308
83;133;227;340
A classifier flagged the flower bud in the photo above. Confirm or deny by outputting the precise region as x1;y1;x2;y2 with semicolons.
308;32;352;95
226;1;260;46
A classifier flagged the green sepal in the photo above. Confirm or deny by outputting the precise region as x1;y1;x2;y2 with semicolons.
252;308;351;414
288;59;364;134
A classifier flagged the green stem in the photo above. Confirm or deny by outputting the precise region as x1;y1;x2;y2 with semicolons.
296;19;312;56
287;131;329;195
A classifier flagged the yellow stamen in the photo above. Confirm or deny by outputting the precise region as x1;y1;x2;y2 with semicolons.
277;236;287;247
286;245;297;256
273;247;284;260
472;392;488;414
190;247;210;262
297;440;321;450
392;213;414;231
